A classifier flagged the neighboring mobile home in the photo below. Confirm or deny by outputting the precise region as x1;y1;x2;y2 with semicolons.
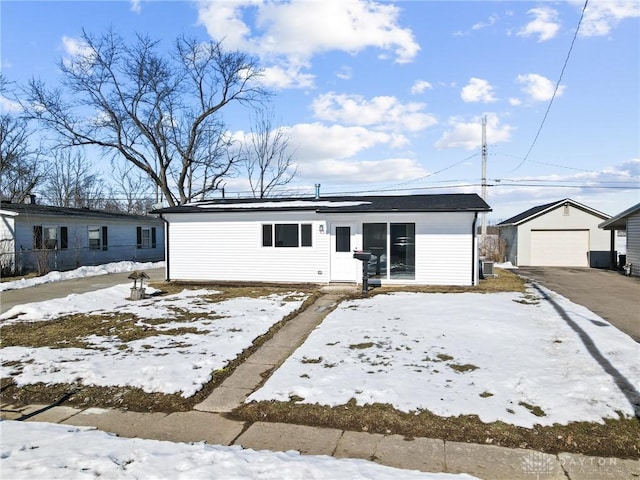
497;199;611;268
0;201;164;275
154;193;491;287
599;202;640;277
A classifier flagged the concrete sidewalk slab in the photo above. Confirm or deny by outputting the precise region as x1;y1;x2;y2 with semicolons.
23;405;84;424
244;345;292;365
144;411;245;445
220;362;273;389
235;422;343;456
62;408;168;438
375;434;445;473
558;452;640;479
194;386;253;413
334;430;382;460
446;442;565;479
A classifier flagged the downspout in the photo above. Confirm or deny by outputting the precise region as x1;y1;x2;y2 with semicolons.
160;214;170;282
609;230;616;270
472;212;478;285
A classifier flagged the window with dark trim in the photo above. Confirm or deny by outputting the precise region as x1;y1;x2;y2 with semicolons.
137;226;157;249
262;224;273;247
89;226;108;251
275;224;298;247
262;223;312;248
33;226;43;249
335;226;351;252
60;227;68;250
301;224;312;247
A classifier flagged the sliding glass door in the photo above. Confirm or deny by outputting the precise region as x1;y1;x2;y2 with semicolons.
362;222;415;280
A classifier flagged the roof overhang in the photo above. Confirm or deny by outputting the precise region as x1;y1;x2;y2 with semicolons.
598;202;640;230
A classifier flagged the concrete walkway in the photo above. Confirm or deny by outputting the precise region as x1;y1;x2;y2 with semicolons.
1;274;638;479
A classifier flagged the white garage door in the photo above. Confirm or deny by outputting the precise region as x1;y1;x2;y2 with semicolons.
530;230;589;267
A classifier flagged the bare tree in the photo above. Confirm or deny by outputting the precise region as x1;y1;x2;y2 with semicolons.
0;76;46;202
22;29;268;206
108;162;155;214
241;108;296;198
40;150;105;209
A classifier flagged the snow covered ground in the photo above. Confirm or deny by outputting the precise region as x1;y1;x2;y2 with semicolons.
248;288;640;428
1;285;308;397
0;260;165;292
1;421;477;480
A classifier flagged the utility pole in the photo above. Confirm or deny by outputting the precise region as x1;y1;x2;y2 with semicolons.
481;115;487;251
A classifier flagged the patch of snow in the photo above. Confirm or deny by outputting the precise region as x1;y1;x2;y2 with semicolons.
0;261;165;292
0;421;478;480
247;288;640;428
189;200;370;209
495;262;516;269
0;287;308;397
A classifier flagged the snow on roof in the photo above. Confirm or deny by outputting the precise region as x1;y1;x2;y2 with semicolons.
188;200;371;209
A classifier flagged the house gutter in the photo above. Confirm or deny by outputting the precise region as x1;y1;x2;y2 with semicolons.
159;213;170;282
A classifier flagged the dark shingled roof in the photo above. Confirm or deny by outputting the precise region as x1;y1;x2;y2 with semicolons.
496;201;560;226
0;201;161;222
152;193;491;214
599;202;640;230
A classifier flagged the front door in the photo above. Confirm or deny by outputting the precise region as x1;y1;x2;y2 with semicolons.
330;223;358;282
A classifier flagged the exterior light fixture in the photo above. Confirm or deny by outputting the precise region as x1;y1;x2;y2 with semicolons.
319;224;324;233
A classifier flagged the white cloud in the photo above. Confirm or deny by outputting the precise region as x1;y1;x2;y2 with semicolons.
196;0;420;89
311;92;437;133
516;73;565;103
472;14;499;31
61;36;96;71
130;0;142;13
299;157;428;184
0;95;21;114
434;113;514;150
572;0;640;37
460;78;497;103
288;122;400;160
260;63;316;89
335;66;352;80
517;7;561;42
509;97;522;106
410;80;432;95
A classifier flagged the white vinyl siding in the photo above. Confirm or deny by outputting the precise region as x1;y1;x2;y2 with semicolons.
530;230;589;267
167;213;329;284
415;212;475;285
626;212;640;276
165;210;478;286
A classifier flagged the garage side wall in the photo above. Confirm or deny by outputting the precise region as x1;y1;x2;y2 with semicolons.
627;212;640;276
516;205;610;267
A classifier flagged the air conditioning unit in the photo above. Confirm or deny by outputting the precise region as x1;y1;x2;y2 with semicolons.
483;261;495;276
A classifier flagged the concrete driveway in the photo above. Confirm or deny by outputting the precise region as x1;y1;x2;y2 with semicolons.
516;267;640;342
0;268;166;315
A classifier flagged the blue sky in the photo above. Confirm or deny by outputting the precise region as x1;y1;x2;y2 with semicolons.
1;0;638;221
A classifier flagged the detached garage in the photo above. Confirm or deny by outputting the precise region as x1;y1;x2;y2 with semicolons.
497;199;611;267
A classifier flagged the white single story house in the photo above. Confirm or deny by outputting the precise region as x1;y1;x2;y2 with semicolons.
497;198;611;268
154;193;491;286
0;201;165;275
599;202;640;277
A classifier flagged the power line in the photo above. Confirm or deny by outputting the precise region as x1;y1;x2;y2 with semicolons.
499;152;639;178
511;0;589;172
